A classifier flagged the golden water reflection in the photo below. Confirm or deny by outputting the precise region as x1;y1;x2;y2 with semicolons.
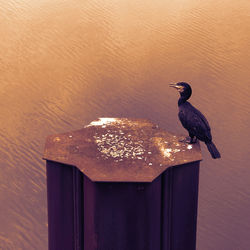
0;0;250;249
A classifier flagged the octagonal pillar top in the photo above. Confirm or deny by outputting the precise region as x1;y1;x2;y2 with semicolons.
43;118;202;182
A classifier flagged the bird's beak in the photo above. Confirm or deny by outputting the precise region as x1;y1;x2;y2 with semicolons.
169;83;184;92
169;83;178;89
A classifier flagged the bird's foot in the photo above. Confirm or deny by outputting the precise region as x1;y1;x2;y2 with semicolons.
179;136;191;143
189;137;197;144
179;136;197;144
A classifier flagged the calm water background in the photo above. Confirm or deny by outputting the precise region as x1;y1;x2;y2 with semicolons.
0;0;250;249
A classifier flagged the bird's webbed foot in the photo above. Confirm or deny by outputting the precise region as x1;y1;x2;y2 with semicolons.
179;136;197;144
179;136;192;143
189;136;197;144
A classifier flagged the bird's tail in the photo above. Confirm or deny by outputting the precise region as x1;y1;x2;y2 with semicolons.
205;141;221;159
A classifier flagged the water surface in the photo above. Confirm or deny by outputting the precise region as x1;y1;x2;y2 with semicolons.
0;0;250;249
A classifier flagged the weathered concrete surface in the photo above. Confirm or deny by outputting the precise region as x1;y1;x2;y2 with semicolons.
43;118;202;182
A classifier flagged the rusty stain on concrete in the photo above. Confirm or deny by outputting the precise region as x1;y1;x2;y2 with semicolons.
43;118;202;182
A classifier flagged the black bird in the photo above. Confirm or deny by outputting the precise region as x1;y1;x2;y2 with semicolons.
169;82;221;159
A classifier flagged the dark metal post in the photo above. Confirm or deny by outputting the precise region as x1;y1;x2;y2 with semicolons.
46;161;84;250
161;163;199;250
83;175;162;250
44;118;202;250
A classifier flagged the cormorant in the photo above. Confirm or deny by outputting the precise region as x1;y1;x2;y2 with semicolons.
169;82;221;159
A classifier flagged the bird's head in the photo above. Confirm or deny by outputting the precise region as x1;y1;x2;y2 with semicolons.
169;82;192;99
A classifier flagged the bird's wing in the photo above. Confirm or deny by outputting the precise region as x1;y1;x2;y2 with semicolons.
178;103;212;141
191;105;211;131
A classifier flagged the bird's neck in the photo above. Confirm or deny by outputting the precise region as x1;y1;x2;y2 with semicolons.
178;91;191;106
178;96;188;106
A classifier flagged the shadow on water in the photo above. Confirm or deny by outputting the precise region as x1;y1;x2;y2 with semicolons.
0;0;250;249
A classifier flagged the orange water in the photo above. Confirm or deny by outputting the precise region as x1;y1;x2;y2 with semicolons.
0;0;250;249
